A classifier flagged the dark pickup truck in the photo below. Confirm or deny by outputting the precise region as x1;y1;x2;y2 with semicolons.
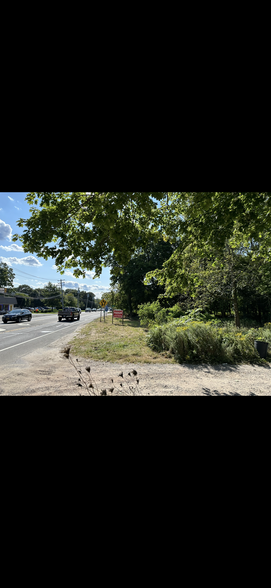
58;307;81;322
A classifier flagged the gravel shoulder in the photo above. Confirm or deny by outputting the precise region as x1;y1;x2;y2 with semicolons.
1;325;271;395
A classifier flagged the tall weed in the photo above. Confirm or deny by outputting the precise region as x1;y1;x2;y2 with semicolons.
147;320;268;364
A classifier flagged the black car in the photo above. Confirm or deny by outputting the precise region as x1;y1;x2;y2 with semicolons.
0;309;7;316
2;309;32;324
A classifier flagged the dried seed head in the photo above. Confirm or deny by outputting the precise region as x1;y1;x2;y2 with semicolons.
86;367;91;373
109;388;114;393
119;372;124;378
89;383;94;389
132;370;138;376
62;346;71;359
101;390;107;396
136;379;139;384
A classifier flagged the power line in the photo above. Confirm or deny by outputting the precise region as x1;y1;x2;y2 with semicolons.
13;267;57;281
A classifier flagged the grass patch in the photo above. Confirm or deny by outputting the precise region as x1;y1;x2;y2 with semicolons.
69;317;175;364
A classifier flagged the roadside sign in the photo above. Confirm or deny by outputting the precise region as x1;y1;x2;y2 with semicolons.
0;288;5;294
112;309;124;325
100;298;107;308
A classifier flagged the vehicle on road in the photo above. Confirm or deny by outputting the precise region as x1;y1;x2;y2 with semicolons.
91;308;97;312
0;309;7;315
2;309;32;324
85;308;91;312
58;307;81;322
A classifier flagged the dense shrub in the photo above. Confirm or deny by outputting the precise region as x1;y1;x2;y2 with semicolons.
138;301;163;327
147;318;271;364
138;301;188;328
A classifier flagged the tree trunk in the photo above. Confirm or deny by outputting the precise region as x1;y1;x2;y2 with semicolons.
233;281;240;328
127;292;132;317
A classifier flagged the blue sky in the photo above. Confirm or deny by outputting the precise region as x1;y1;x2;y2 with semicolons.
0;192;111;297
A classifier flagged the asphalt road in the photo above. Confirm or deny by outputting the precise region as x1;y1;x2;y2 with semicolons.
0;312;104;365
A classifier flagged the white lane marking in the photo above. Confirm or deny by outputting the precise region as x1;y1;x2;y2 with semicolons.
0;332;58;352
2;318;88;338
41;331;53;333
0;320;85;353
0;329;5;332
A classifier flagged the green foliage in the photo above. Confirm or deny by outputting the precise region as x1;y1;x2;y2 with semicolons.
138;303;199;328
13;192;166;277
64;293;78;307
0;262;15;288
110;239;176;316
147;316;271;365
12;192;271;327
138;301;165;327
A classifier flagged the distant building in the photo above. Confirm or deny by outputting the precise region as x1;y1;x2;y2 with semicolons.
0;295;18;312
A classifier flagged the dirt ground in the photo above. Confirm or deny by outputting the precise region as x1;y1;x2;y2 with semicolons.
1;328;271;396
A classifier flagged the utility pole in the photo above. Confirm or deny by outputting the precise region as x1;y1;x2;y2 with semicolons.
58;280;65;311
77;288;80;308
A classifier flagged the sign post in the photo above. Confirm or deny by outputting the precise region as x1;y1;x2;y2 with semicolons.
100;298;107;323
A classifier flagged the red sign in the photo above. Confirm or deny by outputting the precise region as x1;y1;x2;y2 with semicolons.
113;309;123;318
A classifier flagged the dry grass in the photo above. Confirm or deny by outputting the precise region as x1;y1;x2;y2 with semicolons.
69;317;175;364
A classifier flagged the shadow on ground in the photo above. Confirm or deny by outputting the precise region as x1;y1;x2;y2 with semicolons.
202;388;258;396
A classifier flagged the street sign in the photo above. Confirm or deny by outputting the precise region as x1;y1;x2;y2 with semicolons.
112;309;124;325
0;288;5;294
100;298;107;308
113;310;123;318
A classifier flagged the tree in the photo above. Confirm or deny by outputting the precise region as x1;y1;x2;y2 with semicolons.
42;282;61;310
160;192;271;252
64;293;78;307
13;192;166;277
0;262;15;288
13;193;271;323
110;239;176;315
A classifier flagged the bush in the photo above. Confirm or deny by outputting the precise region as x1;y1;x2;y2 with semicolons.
138;301;185;328
147;319;268;364
137;301;170;327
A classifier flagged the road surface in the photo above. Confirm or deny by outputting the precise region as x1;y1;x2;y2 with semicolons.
0;312;103;365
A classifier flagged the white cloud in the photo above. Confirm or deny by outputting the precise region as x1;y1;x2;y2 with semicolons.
14;206;21;211
63;281;81;290
0;255;43;267
0;244;24;252
52;265;96;280
92;285;110;293
0;219;12;241
35;280;54;287
8;196;14;201
62;281;109;293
